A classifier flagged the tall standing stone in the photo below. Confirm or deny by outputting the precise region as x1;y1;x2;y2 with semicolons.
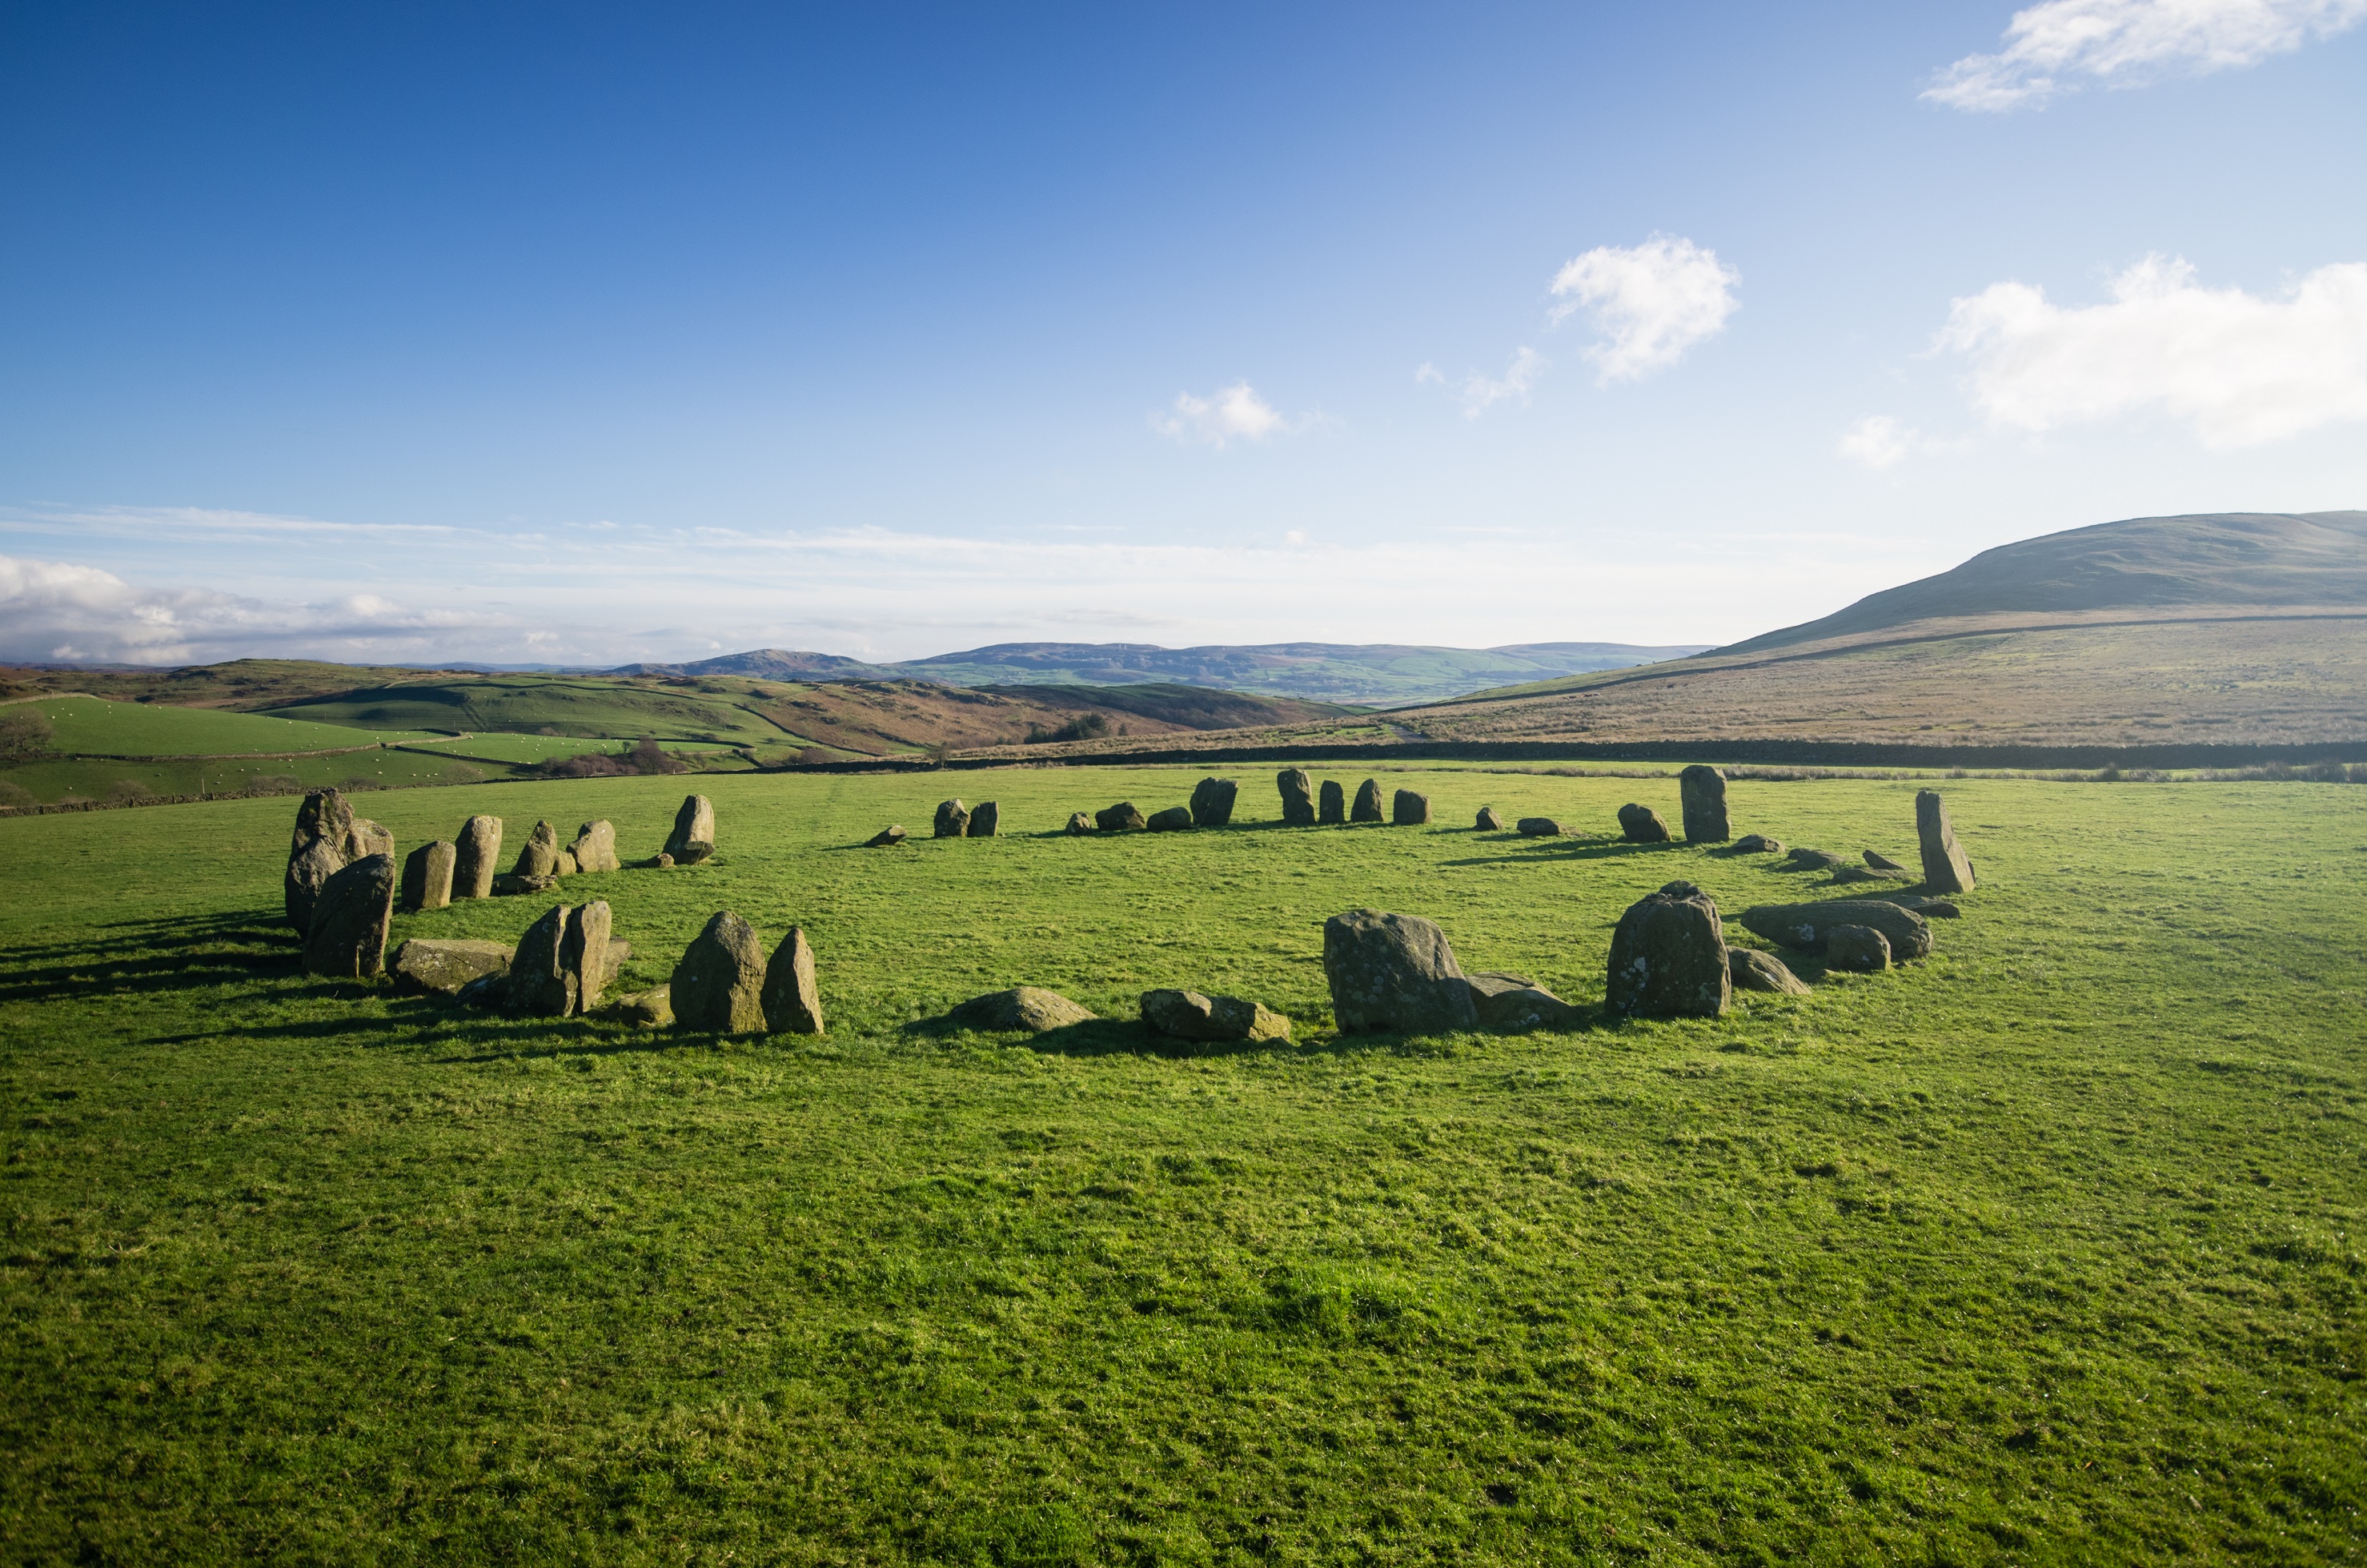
1391;789;1430;825
303;852;395;980
671;910;767;1033
1318;780;1346;824
664;795;716;863
1679;765;1730;843
760;926;824;1034
453;816;503;900
1350;779;1385;824
513;820;560;878
934;799;971;838
568;820;620;874
1277;768;1316;825
1189;777;1238;827
1916;789;1976;894
285;788;354;931
1322;908;1479;1036
344;819;394;862
969;801;1000;837
1606;880;1729;1019
508;904;577;1017
564;900;612;1013
401;840;456;912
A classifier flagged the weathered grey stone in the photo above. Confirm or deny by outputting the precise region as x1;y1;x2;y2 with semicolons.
570;820;621;874
664;795;717;862
1318;780;1346;825
760;926;824;1034
610;988;673;1027
1679;765;1730;843
1897;896;1961;919
1465;972;1579;1032
1350;779;1386;824
1146;805;1194;831
1786;846;1847;869
1475;807;1506;831
866;825;908;848
1617;803;1671;843
653;852;676;868
934;799;971;838
602;940;632;986
1516;816;1563;837
1728;947;1810;996
401;840;456;912
343;818;394;862
553;848;579;877
1864;849;1907;872
1096;801;1146;832
1278;768;1316;825
564;900;612;1014
670;910;767;1033
1140;989;1290;1043
285;788;354;930
513;820;560;878
1065;812;1092;836
946;986;1097;1033
1392;789;1430;826
1825;924;1892;972
455;971;509;1009
391;938;515;996
289;787;353;861
1737;900;1933;961
1189;777;1238;827
1322;908;1478;1036
969;801;999;838
1832;864;1913;884
1916;789;1976;894
303;852;396;980
1733;833;1783;853
491;872;559;896
508;904;576;1017
1606;880;1729;1019
453;815;502;900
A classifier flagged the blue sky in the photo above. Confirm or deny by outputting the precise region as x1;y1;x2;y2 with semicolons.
3;1;2364;665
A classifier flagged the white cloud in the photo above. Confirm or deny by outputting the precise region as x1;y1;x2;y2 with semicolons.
1936;255;2367;447
1153;382;1291;447
1549;235;1739;383
1927;0;2367;110
1449;347;1548;418
1838;415;1923;470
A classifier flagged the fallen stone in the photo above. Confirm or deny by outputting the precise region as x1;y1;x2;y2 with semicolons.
1475;807;1506;831
1516;816;1563;837
1278;768;1317;825
1350;779;1385;824
653;853;676;868
453;815;502;900
1392;789;1430;825
1786;847;1847;869
1679;764;1730;843
1737;900;1933;961
1145;805;1194;831
1617;804;1672;844
492;872;559;896
664;795;716;862
1465;972;1579;1032
455;971;509;1009
1189;777;1238;827
671;910;768;1033
1096;801;1147;832
610;988;673;1027
947;986;1097;1033
1825;924;1892;972
564;900;612;1014
1064;812;1092;836
1728;947;1810;996
570;820;621;874
1322;908;1478;1036
1606;880;1729;1018
1897;896;1961;919
1140;989;1290;1043
934;799;971;838
303;852;396;980
389;937;513;996
1832;864;1914;884
1916;789;1976;893
1864;849;1906;872
969;801;999;838
513;820;560;878
285;788;354;930
1318;780;1346;825
760;926;824;1034
1733;834;1783;853
401;840;456;912
865;826;908;848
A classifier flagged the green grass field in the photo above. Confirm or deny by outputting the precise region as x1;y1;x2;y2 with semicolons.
267;676;796;746
18;695;443;756
1;767;2361;1563
415;733;749;765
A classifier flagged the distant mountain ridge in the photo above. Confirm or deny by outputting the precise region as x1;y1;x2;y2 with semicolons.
614;639;1707;704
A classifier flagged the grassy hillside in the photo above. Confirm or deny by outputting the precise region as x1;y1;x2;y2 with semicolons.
1;768;2360;1561
0;657;492;712
16;694;439;756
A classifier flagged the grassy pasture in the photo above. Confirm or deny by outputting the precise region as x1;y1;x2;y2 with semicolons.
266;677;795;747
1;767;2361;1563
18;695;441;756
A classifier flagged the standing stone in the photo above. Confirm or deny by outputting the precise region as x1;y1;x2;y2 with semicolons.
1617;803;1672;843
569;820;621;874
1475;807;1506;831
303;852;396;980
1277;768;1316;825
508;904;577;1017
285;788;354;931
760;926;824;1034
664;795;716;863
554;849;579;877
564;900;612;1014
1322;908;1478;1036
343;818;395;863
1679;765;1730;843
453;816;503;900
1391;789;1430;826
1825;924;1892;972
1064;812;1092;836
1145;806;1194;831
1736;900;1933;961
1318;780;1346;825
1350;780;1386;824
513;820;560;878
671;911;768;1033
1096;801;1146;832
401;840;456;912
1916;789;1976;894
934;799;971;838
1606;880;1729;1019
1189;777;1238;827
969;801;999;838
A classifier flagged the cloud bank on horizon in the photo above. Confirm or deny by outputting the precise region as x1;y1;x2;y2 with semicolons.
1926;0;2367;110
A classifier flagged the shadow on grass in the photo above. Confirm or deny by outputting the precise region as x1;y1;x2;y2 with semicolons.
1440;838;1683;868
0;908;303;1005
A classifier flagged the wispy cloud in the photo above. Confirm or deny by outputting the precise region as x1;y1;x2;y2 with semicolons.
1926;0;2367;111
1838;415;1925;470
1152;382;1295;447
1420;347;1549;418
1936;255;2367;446
1549;235;1739;383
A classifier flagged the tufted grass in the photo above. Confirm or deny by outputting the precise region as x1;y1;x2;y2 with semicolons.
0;765;2361;1564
